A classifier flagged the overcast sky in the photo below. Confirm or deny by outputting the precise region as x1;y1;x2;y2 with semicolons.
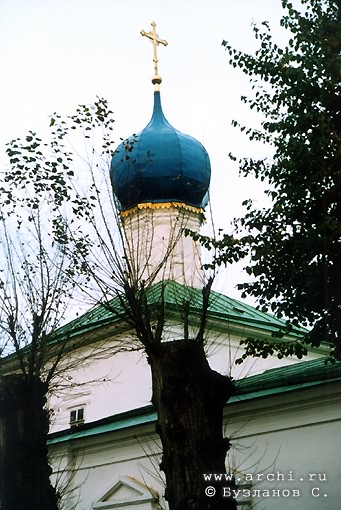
1;0;293;299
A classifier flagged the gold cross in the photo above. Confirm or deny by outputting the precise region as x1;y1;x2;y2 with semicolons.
141;21;168;90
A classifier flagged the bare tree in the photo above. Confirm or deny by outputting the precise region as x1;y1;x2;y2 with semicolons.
0;105;115;510
1;98;237;510
44;101;238;510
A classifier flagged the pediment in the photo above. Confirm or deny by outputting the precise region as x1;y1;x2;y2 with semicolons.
92;476;160;509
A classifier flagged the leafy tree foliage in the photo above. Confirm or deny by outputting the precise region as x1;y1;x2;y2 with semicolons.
222;0;341;361
1;97;115;375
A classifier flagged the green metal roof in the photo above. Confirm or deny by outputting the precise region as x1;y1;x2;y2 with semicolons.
52;280;307;343
48;358;340;446
233;357;341;401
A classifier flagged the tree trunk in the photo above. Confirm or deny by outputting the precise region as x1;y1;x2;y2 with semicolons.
148;339;237;510
0;374;59;510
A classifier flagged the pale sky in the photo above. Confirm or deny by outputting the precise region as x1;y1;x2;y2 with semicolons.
1;0;292;299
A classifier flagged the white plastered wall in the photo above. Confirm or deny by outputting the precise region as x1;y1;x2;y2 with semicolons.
121;205;204;288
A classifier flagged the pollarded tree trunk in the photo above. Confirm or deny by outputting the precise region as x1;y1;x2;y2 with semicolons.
148;339;237;510
0;374;59;510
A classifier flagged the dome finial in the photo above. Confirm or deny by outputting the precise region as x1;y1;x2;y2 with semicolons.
140;21;168;91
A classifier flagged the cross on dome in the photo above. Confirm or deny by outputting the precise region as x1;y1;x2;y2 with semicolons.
140;21;168;90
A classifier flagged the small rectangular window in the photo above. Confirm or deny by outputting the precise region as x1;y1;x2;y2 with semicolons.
70;407;85;427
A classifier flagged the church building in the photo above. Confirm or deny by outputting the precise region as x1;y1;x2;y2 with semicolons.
47;22;341;510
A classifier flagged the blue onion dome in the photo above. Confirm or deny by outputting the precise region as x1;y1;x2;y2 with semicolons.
110;91;211;212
